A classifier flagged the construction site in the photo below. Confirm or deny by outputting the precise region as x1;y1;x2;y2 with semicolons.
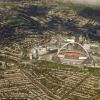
0;0;100;100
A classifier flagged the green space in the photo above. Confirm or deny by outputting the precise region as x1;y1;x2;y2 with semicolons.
88;68;100;77
31;60;100;77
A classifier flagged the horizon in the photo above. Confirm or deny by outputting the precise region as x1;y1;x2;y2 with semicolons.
69;0;100;5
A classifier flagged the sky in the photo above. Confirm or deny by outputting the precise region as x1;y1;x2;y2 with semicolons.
70;0;100;5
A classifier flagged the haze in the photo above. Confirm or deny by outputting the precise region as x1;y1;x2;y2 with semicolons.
70;0;100;5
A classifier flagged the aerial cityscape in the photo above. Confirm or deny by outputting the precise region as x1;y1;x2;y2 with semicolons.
0;0;100;100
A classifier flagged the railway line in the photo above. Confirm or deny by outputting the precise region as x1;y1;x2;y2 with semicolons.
0;1;100;99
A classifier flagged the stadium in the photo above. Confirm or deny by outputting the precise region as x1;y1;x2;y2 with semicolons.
57;42;90;64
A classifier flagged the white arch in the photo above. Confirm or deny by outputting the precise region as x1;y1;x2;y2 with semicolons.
57;42;90;58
